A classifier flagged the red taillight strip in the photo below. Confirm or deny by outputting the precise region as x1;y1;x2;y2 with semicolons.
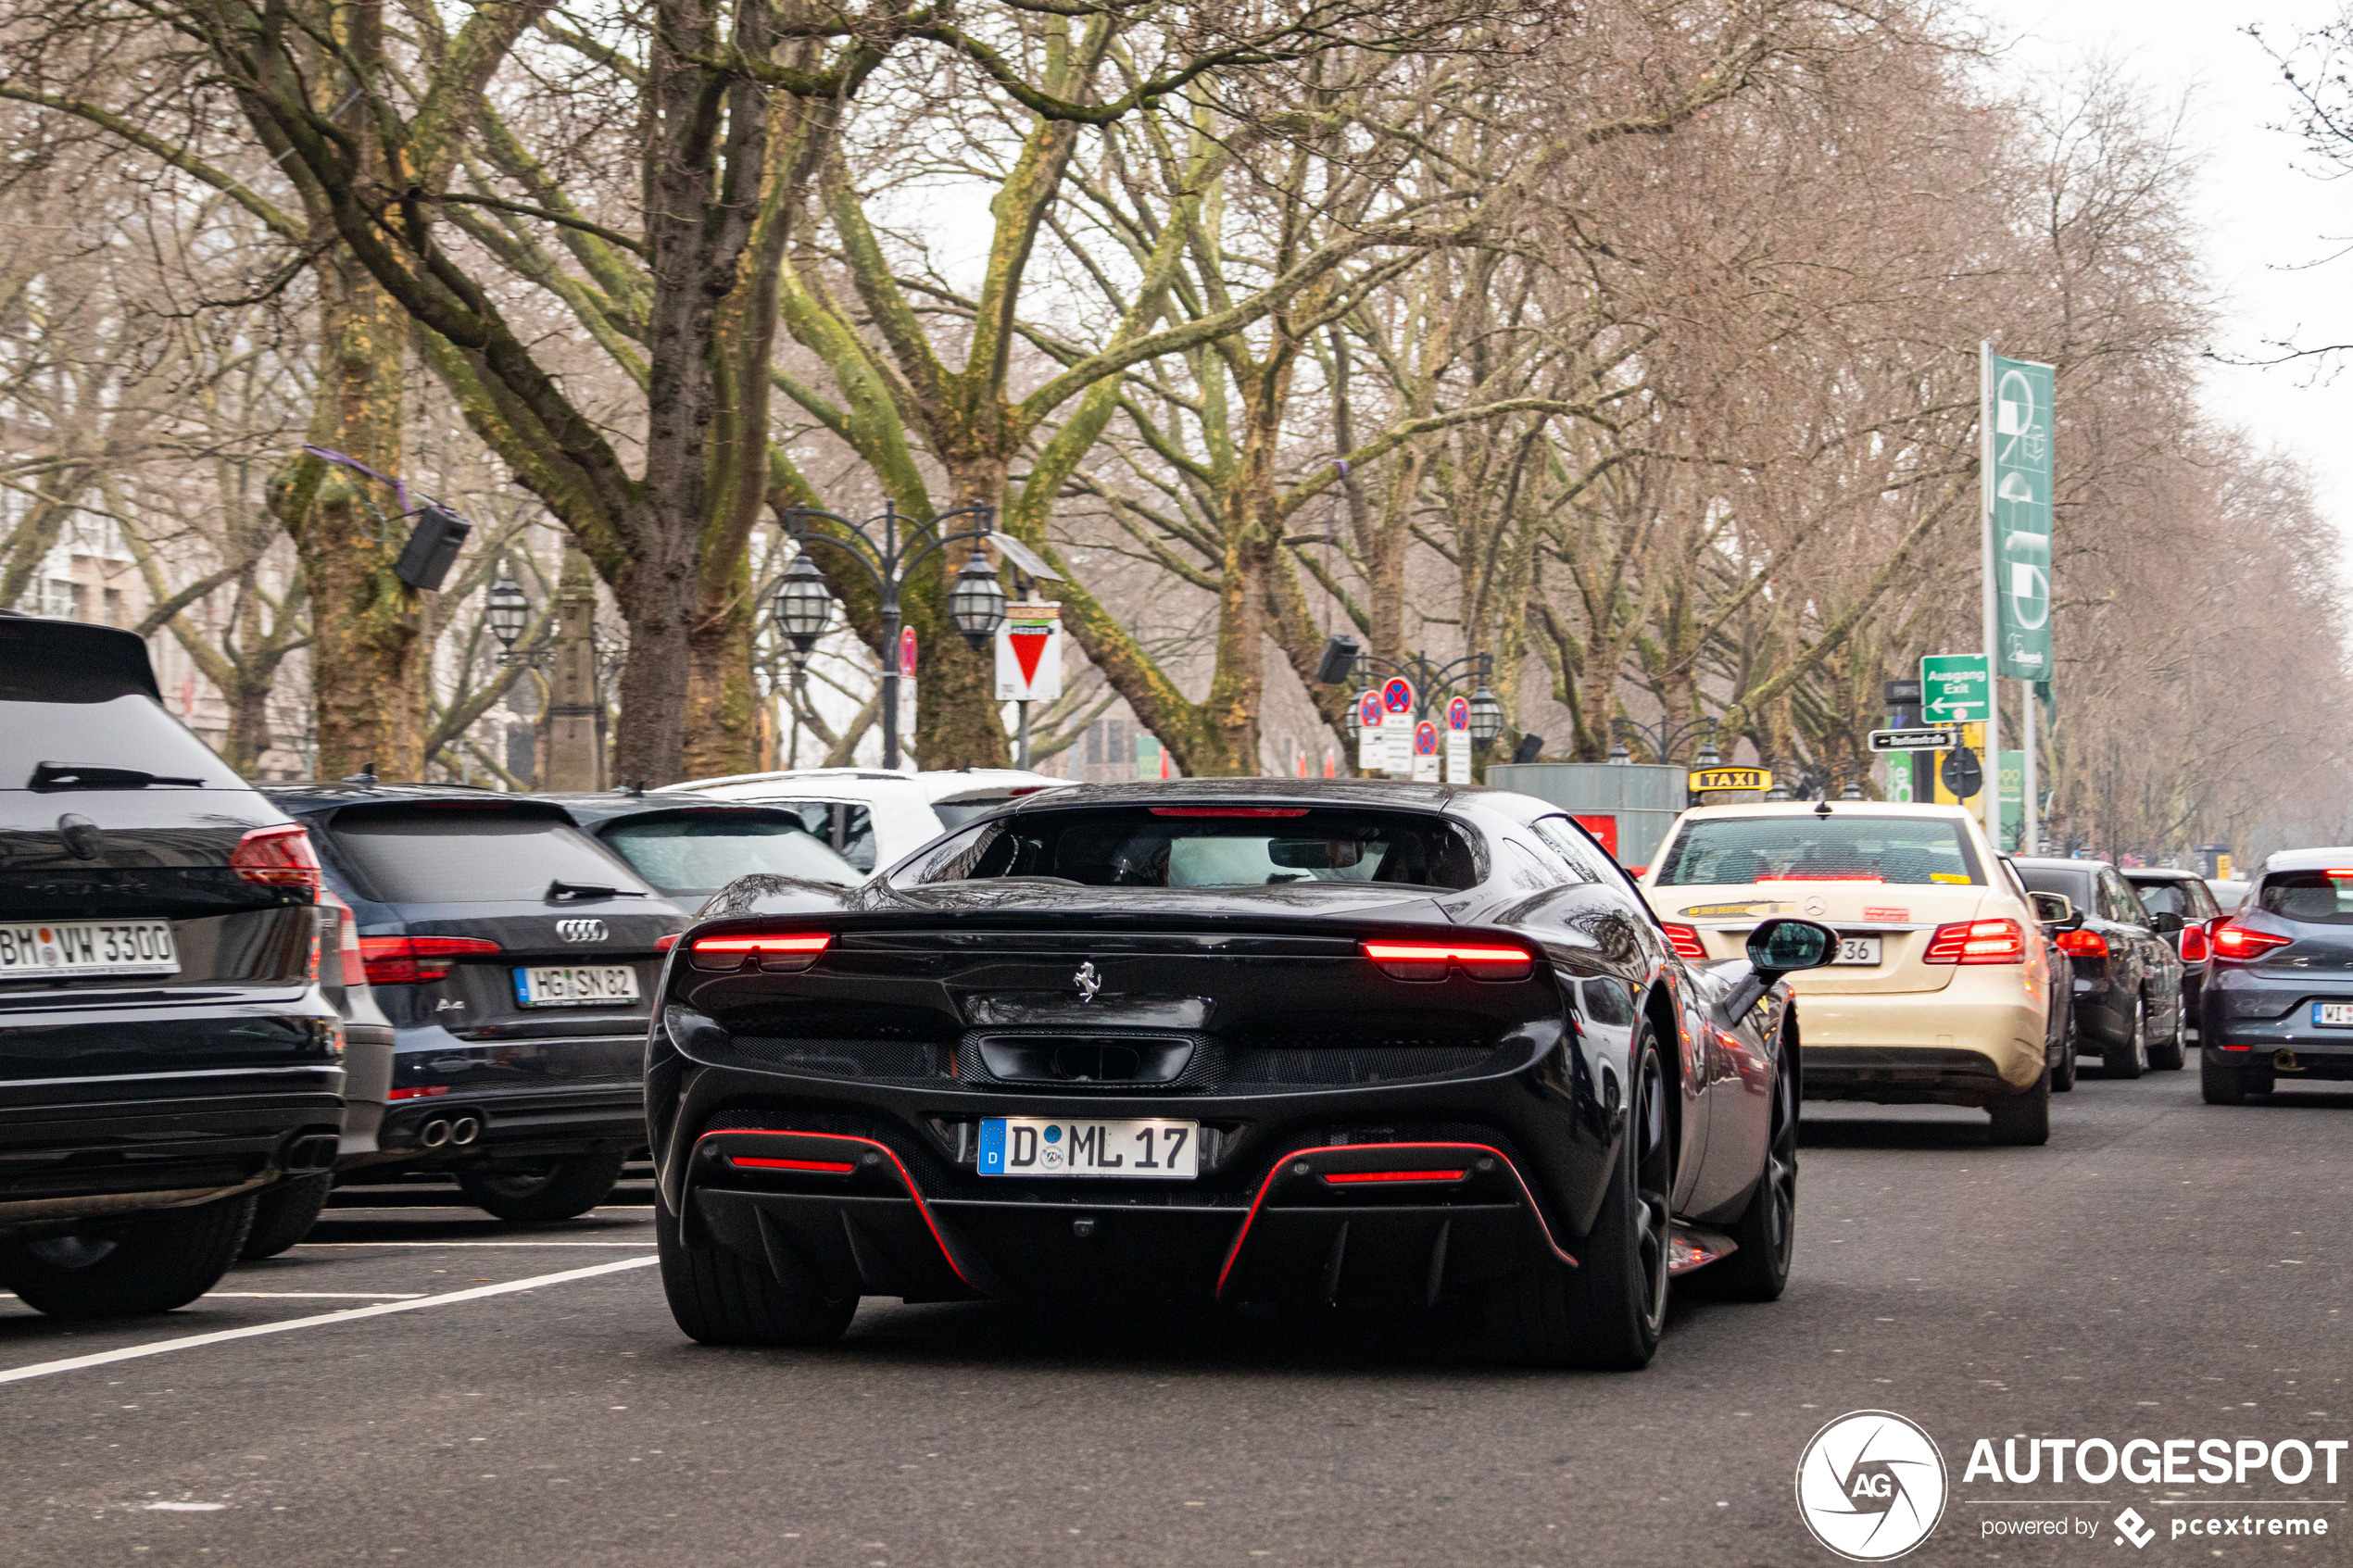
690;933;831;955
690;1130;983;1294
1214;1142;1575;1299
728;1155;856;1174
1147;807;1309;817
1659;922;1708;962
1320;1169;1468;1185
656;934;678;953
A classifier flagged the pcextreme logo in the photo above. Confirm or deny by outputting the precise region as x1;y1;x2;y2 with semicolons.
1795;1411;1950;1562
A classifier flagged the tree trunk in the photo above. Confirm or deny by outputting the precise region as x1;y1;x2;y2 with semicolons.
912;461;1013;770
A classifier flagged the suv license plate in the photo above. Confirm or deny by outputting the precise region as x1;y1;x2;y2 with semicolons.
0;920;178;979
514;965;641;1007
978;1118;1198;1179
2312;1003;2353;1027
1832;936;1882;965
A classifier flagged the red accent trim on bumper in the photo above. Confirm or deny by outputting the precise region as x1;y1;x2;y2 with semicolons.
693;1129;983;1293
1214;1142;1576;1299
1319;1169;1467;1185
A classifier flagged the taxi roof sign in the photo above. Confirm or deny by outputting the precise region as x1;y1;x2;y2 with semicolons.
1690;766;1773;794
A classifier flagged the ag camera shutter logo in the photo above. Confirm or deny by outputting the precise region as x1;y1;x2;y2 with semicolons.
1795;1411;1948;1561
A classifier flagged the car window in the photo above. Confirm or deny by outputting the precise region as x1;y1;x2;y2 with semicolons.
761;800;875;872
1530;817;1609;883
598;814;862;894
0;685;234;789
2101;871;2149;925
1502;838;1561;890
2131;880;2195;919
2014;864;2093;905
329;809;656;904
2259;870;2353;925
894;807;1480;891
1652;815;1982;886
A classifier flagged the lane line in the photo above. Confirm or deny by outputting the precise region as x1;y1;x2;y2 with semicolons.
199;1298;425;1307
0;1256;658;1386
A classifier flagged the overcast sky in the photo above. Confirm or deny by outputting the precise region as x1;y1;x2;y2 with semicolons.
1972;0;2353;544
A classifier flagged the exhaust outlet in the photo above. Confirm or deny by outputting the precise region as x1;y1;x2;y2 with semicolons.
421;1118;452;1148
448;1114;483;1147
284;1133;341;1173
2275;1048;2303;1073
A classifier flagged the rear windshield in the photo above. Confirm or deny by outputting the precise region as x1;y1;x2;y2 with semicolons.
0;694;235;790
898;807;1481;890
2259;871;2353;925
2015;865;2094;902
1654;815;1982;887
598;814;862;894
934;793;1041;830
330;809;656;904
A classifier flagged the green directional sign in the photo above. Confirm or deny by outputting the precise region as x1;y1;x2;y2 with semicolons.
1990;354;2054;680
1920;654;1991;725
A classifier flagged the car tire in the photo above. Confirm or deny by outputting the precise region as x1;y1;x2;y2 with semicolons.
0;1193;257;1319
240;1173;333;1260
2148;995;2187;1072
2201;1055;2271;1106
1987;1064;2052;1146
1707;1055;1798;1302
2052;1010;2079;1093
1485;1029;1671;1370
655;1189;858;1348
457;1151;627;1223
2104;997;2147;1079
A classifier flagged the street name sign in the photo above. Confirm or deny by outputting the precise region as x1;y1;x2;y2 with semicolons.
1919;654;1991;724
1868;727;1959;754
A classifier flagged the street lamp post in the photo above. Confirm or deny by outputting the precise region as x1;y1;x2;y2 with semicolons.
773;500;1007;770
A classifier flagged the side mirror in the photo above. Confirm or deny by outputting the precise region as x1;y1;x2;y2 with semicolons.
2150;909;2185;935
1717;918;1839;1023
2031;891;2073;927
1745;917;1838;982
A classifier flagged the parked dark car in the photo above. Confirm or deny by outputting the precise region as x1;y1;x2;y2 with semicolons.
543;792;862;905
2122;868;2220;1043
0;613;342;1317
264;784;689;1221
2001;855;2081;1091
2201;847;2353;1104
2011;858;2186;1077
648;779;1841;1370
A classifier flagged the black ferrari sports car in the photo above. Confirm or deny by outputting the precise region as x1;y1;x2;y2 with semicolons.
647;780;1834;1368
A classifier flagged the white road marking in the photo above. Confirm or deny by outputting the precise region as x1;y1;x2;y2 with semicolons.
0;1256;659;1386
202;1298;428;1307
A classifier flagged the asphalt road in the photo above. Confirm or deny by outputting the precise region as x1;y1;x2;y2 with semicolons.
3;1068;2347;1568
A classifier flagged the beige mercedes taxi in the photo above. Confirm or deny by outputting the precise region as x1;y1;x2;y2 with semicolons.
1638;800;2055;1144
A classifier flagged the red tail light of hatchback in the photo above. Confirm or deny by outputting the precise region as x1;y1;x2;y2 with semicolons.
2211;922;2292;961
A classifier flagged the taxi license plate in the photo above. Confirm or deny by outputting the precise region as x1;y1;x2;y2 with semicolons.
978;1118;1197;1179
1832;936;1881;965
513;965;640;1007
2312;1003;2353;1027
0;919;178;979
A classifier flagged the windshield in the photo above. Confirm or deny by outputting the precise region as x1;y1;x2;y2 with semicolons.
898;807;1480;890
331;809;656;904
598;814;862;894
1654;815;1982;887
0;694;235;790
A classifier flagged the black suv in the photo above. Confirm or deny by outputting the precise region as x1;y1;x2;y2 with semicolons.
265;784;687;1220
0;614;341;1317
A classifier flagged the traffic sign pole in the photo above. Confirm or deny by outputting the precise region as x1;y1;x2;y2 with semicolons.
1980;340;2001;848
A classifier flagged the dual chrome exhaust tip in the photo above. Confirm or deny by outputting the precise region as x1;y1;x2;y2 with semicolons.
419;1113;484;1148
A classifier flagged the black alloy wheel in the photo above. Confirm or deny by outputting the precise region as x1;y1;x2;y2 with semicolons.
457;1150;627;1222
2052;1010;2079;1093
1709;1053;1798;1301
1485;1028;1672;1370
2105;997;2148;1079
0;1194;257;1318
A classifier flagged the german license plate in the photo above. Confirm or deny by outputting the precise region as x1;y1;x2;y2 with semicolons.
978;1118;1198;1179
2312;1003;2353;1027
1832;936;1882;965
0;919;178;979
513;965;640;1007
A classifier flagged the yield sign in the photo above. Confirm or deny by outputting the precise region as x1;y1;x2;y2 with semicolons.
993;604;1063;701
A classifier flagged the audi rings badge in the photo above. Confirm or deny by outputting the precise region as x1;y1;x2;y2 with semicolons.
557;918;610;944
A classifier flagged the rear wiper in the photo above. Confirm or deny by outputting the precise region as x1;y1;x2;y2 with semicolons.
547;878;647;901
30;761;206;792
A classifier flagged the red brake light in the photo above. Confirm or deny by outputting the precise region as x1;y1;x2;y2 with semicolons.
387;1085;451;1101
1147;807;1310;818
1925;918;2027;964
689;932;833;972
2212;922;2292;960
729;1156;856;1173
656;934;678;953
1360;940;1536;981
360;935;502;985
2054;928;2108;959
2179;923;2208;962
1660;923;1709;962
1320;1169;1468;1185
232;823;322;898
